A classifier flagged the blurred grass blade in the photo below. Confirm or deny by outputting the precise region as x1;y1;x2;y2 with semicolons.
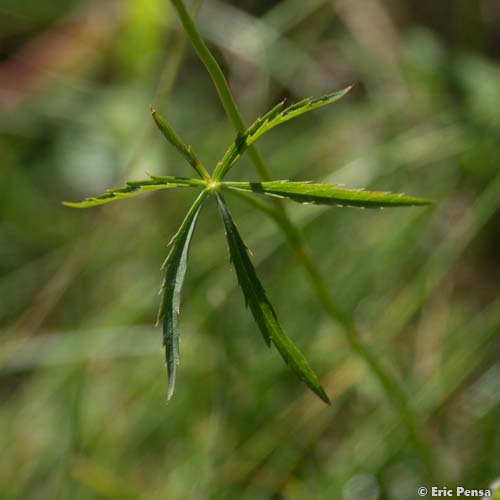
157;190;208;400
151;107;210;180
216;194;330;404
213;88;351;180
63;176;205;208
223;181;432;208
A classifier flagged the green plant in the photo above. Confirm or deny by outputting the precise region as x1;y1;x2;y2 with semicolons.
65;90;431;403
164;0;436;471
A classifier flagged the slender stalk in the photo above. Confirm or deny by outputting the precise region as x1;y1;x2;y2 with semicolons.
225;189;276;219
169;0;272;182
171;0;433;474
170;0;245;132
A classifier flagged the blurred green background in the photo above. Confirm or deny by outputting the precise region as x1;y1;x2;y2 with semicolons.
1;0;500;498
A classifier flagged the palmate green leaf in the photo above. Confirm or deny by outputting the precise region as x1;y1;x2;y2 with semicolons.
157;190;208;400
216;194;330;404
212;87;352;180
222;181;433;208
63;176;205;208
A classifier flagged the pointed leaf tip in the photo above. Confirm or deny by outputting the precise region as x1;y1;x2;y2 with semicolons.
62;177;201;208
213;86;352;180
157;191;208;401
151;108;209;179
216;194;331;404
223;181;432;209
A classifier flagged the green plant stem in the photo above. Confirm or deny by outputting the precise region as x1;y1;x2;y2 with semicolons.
171;0;433;474
170;0;245;133
170;0;271;182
